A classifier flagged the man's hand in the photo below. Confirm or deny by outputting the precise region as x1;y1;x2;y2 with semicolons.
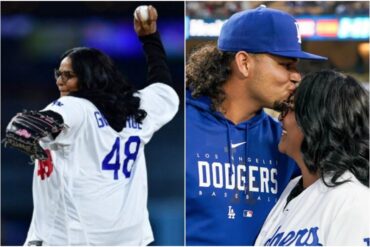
134;5;158;36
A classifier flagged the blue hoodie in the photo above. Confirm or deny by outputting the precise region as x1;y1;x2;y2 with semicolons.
186;90;299;245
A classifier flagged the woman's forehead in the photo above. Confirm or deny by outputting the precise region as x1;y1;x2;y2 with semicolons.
59;57;72;68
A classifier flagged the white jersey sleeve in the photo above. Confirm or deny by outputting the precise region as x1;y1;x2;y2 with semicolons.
137;83;179;143
41;97;85;145
325;188;370;245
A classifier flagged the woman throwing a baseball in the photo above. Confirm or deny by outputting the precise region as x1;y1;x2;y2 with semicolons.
255;70;369;246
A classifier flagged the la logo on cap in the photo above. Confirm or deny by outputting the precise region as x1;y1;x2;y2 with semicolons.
295;22;302;44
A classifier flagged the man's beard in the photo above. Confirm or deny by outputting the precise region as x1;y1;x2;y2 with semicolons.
272;100;286;112
273;92;295;112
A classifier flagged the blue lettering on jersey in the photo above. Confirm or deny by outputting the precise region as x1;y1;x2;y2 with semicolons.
126;116;142;129
122;136;140;177
265;226;322;246
52;100;63;106
95;111;109;128
364;238;370;246
102;136;141;180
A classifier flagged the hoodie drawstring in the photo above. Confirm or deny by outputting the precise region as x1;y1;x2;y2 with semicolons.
225;120;234;177
244;124;249;195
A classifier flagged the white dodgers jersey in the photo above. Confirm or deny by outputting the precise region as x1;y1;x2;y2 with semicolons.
25;83;179;245
255;171;370;246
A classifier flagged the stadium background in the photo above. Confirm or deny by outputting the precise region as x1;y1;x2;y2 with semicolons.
186;1;369;117
1;2;184;245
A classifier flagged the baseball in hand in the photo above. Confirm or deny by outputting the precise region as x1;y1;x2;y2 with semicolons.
133;5;157;36
134;6;149;22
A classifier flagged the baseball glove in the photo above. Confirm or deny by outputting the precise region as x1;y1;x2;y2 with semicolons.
3;110;64;160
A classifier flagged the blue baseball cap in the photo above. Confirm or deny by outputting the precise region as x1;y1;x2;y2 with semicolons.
218;5;327;60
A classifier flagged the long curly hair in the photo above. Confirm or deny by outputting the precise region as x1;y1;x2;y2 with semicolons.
61;47;147;132
295;70;369;187
186;44;235;111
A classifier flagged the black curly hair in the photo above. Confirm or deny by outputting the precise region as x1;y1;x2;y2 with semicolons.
295;70;369;187
186;44;236;111
61;47;147;132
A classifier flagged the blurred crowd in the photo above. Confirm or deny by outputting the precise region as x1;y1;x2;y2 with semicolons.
187;1;369;18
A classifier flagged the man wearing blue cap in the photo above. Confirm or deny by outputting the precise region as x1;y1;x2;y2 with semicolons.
186;5;327;245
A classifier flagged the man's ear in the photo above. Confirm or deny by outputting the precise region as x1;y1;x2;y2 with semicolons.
234;51;253;77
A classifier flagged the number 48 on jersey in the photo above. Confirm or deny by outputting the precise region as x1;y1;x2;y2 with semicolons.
102;136;141;180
